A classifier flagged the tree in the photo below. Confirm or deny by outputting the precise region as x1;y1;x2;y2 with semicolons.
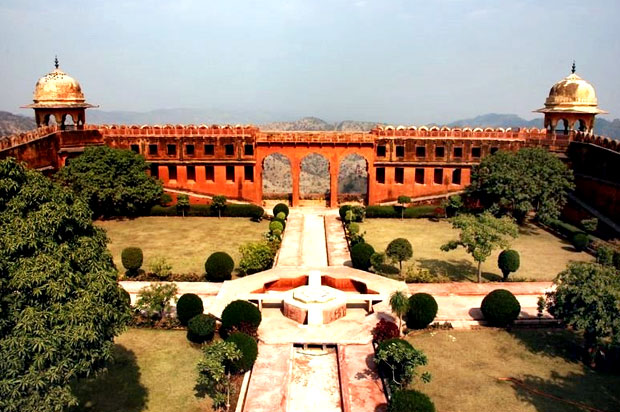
546;262;620;358
441;212;518;282
397;195;411;220
55;146;163;218
389;290;410;334
196;341;242;409
468;148;574;223
442;194;464;217
497;249;520;281
386;238;413;274
0;158;130;412
374;338;431;390
135;283;178;319
211;195;227;218
176;193;190;217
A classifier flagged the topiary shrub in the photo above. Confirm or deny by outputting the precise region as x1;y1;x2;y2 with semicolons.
572;232;589;252
187;313;216;343
249;205;265;221
386;238;413;273
205;252;234;282
388;389;436;412
347;222;360;235
269;220;284;233
480;289;521;326
273;203;289;218
274;217;286;230
406;293;438;329
121;247;143;276
221;300;262;337
596;245;614;266
176;293;204;326
275;211;286;221
372;319;400;343
339;204;352;220
351;242;375;271
498;249;520;281
226;332;258;373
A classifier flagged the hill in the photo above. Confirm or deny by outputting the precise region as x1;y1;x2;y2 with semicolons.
0;111;36;137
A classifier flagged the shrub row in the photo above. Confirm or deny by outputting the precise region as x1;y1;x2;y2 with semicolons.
366;205;436;219
150;203;264;219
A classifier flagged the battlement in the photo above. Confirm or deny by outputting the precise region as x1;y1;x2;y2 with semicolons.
92;123;259;136
370;124;550;140
0;125;59;151
574;132;620;153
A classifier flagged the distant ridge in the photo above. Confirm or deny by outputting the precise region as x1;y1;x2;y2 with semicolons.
2;110;619;139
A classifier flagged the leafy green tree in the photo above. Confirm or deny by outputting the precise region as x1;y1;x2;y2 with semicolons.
441;212;518;282
135;283;178;319
196;341;242;409
386;238;413;273
0;158;130;412
546;262;620;356
211;195;227;218
397;195;411;220
176;193;190;217
581;217;598;233
442;194;464;217
56;146;163;218
468;148;574;222
389;290;410;334
374;338;431;390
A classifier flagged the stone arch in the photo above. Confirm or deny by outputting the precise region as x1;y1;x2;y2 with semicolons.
262;153;293;203
573;118;587;132
337;153;368;204
555;118;569;135
299;153;330;204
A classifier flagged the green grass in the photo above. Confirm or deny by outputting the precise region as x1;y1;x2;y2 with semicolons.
407;329;620;412
97;217;269;275
72;329;213;412
360;219;592;281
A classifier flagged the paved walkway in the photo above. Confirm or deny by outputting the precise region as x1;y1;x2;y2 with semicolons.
242;343;292;412
288;346;341;412
324;211;352;266
339;344;387;412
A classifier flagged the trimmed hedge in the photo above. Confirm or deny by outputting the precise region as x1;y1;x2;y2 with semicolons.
339;205;352;220
269;220;284;233
187;314;216;343
366;205;436;219
498;249;520;281
406;293;438;329
121;247;143;275
481;289;521;326
388;390;436;412
273;203;289;218
205;252;234;282
351;242;375;271
176;293;204;326
221;300;262;337
150;203;264;218
226;332;258;372
572;232;589;252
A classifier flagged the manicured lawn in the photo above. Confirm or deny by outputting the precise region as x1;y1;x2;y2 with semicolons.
407;329;620;412
72;329;212;412
360;219;592;281
97;217;269;275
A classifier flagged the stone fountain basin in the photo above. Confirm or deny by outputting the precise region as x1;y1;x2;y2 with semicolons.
283;285;347;325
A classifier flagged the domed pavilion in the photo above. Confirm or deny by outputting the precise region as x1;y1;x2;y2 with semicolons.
22;57;97;130
535;62;607;135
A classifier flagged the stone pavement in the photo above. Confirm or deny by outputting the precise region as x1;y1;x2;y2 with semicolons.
242;343;292;412
288;346;341;412
338;344;388;412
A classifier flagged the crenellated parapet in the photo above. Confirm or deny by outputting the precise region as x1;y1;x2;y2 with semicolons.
92;123;259;137
370;124;549;140
573;131;620;153
0;125;60;152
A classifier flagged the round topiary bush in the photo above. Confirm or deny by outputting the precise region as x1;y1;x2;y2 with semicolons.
276;211;286;221
273;203;289;218
480;289;521;326
406;293;438;329
274;218;286;230
187;314;216;343
221;300;262;337
176;293;204;326
121;247;143;276
339;204;352;220
205;252;234;282
351;242;375;271
226;332;258;372
388;389;436;412
572;232;589;252
269;220;284;233
347;222;360;235
498;249;520;281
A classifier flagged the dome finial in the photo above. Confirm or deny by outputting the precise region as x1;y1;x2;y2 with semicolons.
54;55;59;69
571;60;576;74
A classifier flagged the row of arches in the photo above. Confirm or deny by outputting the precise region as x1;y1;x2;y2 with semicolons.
262;152;368;204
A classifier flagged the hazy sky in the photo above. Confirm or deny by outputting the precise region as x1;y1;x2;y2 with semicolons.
1;0;619;124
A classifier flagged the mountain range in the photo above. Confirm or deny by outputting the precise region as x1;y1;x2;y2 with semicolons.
1;110;619;139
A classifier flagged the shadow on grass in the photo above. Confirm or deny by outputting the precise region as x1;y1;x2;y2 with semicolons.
71;345;147;412
508;371;620;412
417;258;476;281
509;329;582;363
518;223;542;236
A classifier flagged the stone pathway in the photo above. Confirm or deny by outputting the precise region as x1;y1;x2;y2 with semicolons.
324;211;351;266
338;344;388;412
242;343;292;412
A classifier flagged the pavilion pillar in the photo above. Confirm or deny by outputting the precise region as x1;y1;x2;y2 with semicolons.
329;157;338;207
291;158;300;207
